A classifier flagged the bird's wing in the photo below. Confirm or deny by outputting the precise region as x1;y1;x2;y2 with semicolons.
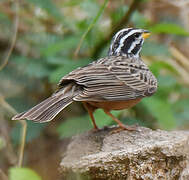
58;56;157;101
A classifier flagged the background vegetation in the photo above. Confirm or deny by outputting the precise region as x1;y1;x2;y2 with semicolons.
0;0;189;179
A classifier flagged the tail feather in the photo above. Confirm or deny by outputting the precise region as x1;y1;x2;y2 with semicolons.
12;111;26;120
30;97;73;122
25;95;62;120
12;88;76;123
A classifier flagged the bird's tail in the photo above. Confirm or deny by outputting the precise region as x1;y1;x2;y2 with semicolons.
12;83;79;123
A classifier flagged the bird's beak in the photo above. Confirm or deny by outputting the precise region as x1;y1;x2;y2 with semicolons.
142;31;151;39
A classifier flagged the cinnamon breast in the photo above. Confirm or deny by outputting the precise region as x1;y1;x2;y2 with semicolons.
88;98;141;111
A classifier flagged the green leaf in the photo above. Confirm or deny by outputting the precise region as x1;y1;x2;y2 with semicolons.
57;115;92;138
142;41;170;57
149;23;189;36
13;56;51;78
142;97;176;129
0;137;5;150
24;32;61;47
121;117;146;126
155;75;179;99
0;12;11;25
25;61;51;78
94;109;122;127
49;58;91;82
9;167;41;180
173;99;189;125
157;75;178;89
57;109;122;138
80;0;100;18
26;0;62;20
40;36;80;57
131;11;149;28
111;6;128;24
11;121;46;145
75;0;109;56
63;0;81;7
149;60;178;77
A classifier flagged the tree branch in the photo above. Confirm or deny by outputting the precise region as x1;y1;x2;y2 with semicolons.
0;169;8;180
0;94;27;167
0;0;19;71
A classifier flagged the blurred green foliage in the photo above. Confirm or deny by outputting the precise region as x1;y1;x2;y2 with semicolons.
57;109;121;138
150;23;189;36
9;167;41;180
1;0;189;179
11;121;46;145
2;0;189;146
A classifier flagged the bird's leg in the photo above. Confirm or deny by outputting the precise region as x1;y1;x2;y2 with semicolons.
103;110;137;131
83;103;99;130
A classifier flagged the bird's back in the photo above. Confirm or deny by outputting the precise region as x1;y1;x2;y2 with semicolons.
58;55;157;102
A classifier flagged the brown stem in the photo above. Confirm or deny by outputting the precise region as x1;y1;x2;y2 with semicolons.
0;169;8;180
18;120;27;167
0;94;27;167
92;0;142;59
0;0;19;71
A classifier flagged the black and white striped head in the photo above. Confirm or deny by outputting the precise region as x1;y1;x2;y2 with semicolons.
108;28;150;57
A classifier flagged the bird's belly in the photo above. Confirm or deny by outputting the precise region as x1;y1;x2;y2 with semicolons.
88;98;141;111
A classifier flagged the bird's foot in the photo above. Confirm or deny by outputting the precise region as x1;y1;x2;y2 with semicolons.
111;124;138;134
90;126;100;132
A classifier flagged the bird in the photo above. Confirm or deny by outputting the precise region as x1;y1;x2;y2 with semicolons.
12;28;157;131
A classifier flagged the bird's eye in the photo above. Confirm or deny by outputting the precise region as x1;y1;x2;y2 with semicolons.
134;33;140;38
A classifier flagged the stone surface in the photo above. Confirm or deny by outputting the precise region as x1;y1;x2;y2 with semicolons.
60;126;189;180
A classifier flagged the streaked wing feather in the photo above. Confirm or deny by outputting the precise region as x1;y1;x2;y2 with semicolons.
59;56;157;102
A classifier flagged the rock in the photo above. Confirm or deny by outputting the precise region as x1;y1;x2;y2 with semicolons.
60;126;189;180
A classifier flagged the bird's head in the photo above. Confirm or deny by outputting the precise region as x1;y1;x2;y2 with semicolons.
108;28;150;58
